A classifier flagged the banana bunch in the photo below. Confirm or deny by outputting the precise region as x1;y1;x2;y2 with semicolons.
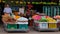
46;17;56;23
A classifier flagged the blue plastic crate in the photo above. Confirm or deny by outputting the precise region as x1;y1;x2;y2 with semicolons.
19;24;28;29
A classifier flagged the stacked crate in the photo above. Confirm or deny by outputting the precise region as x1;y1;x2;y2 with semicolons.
7;24;17;29
4;22;29;32
34;21;59;31
48;23;57;29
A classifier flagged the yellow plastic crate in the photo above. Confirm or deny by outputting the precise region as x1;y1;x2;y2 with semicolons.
48;23;57;28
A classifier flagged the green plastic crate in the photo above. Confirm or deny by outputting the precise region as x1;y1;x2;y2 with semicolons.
7;24;17;29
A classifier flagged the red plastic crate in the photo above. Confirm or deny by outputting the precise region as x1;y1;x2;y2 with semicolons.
57;23;60;28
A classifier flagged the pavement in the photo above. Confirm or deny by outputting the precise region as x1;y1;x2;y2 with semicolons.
0;26;60;34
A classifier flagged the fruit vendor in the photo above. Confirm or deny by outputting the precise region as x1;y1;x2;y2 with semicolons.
3;4;12;16
13;11;20;20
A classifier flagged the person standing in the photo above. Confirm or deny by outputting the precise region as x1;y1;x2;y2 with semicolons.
19;6;24;16
3;4;12;16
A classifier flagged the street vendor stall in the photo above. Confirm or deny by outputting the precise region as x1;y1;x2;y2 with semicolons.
2;11;29;32
54;15;60;31
32;13;59;31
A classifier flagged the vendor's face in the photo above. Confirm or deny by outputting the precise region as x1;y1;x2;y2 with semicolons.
14;12;18;15
6;5;9;7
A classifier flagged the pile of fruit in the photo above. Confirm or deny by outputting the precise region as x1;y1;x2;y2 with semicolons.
46;17;56;23
2;14;16;23
54;15;60;19
32;15;57;23
38;16;48;22
32;15;41;20
2;13;21;24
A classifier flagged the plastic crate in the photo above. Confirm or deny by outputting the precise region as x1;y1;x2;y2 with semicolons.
57;23;60;27
7;24;17;29
19;24;28;29
39;22;48;29
57;21;60;27
48;23;57;28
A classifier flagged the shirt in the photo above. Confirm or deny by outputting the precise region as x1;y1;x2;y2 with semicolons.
3;8;12;14
19;8;24;14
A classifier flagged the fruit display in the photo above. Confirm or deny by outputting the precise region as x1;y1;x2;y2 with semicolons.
54;15;60;31
2;14;15;23
4;16;29;32
33;16;58;31
54;15;60;19
32;15;41;20
39;16;48;22
32;15;57;23
46;17;56;23
2;13;19;24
